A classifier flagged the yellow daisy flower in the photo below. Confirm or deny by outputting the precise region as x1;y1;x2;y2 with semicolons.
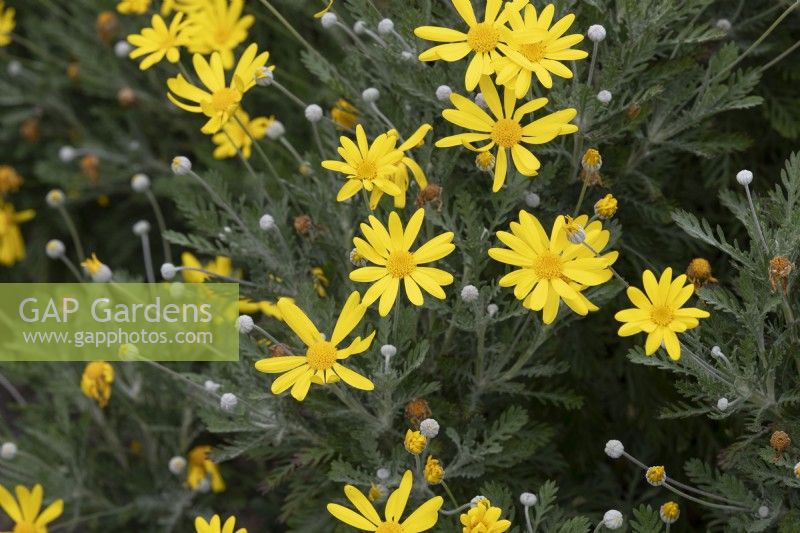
185;0;254;69
436;76;577;192
238;298;285;320
460;498;511;533
194;514;247;533
80;361;115;408
322;125;404;209
211;109;273;160
254;292;376;401
0;2;15;47
414;0;539;91
376;124;433;209
186;445;226;492
117;0;151;15
495;4;588;96
127;13;190;70
0;201;34;266
167;43;269;134
0;484;64;532
488;212;618;325
350;209;455;316
327;470;443;532
181;252;234;282
615;267;711;360
331;98;359;129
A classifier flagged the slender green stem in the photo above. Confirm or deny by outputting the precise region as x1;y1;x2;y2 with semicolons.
144;190;172;263
57;205;86;261
587;41;599;86
440;481;459;509
60;256;84;281
139;233;155;283
572;180;589;217
524;506;534;533
272;79;307;108
762;39;800;71
744;184;770;253
222;128;260;183
663;482;750;512
175;266;258;286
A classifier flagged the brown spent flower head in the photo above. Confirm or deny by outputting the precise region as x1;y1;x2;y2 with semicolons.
626;104;642;121
686;258;718;288
80;154;100;184
293;214;314;236
404;398;432;428
768;256;793;294
117;86;137;107
770;430;791;453
20;117;41;143
0;165;23;195
96;11;118;44
415;183;443;211
269;343;292;357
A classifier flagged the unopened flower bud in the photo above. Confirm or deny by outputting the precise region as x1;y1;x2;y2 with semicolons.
320;12;338;28
160;263;176;280
114;40;133;57
59;145;77;162
237;315;254;334
377;18;394;35
220;392;238;411
597;90;612;104
362;87;380;102
587;24;606;42
525;192;540;208
0;442;17;460
132;220;150;236
266;121;285;140
259;214;276;231
305;104;323;122
602;510;624;530
46;189;65;208
45;239;65;259
204;380;221;393
255;66;274;86
131;173;150;192
520;492;537;506
420;418;439;438
460;284;479;302
717;397;729;411
604;439;624;458
435;85;452;101
736;169;753;186
171;156;191;175
380;344;397;358
168;456;187;474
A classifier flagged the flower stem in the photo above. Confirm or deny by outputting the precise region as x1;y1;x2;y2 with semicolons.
440;481;459;509
744;183;769;253
139;232;155;283
144;190;172;263
57;205;85;261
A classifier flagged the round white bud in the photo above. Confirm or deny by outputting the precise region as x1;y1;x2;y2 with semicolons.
736;169;753;186
320;12;338;28
204;380;221;393
460;284;479;303
196;477;211;493
114;40;133;57
377;18;394;35
711;345;724;358
400;51;414;61
587;24;607;42
487;303;499;317
168;455;186;474
717;397;729;411
171;156;192;175
220;392;238;412
237;315;254;334
566;225;586;245
59;145;77;162
525;192;541;208
266;121;285;140
259;214;276;230
602;510;624;530
758;506;769;518
0;442;18;460
362;87;380;102
420;418;440;439
255;66;274;86
380;344;397;358
604;439;625;459
597;90;612;104
435;85;452;101
131;173;150;192
520;492;537;506
474;93;487;108
91;265;113;283
353;20;366;34
376;468;390;480
128;140;141;152
46;189;65;208
716;19;732;33
132;220;150;236
305;104;323;122
7;60;21;77
160;263;177;280
45;239;66;259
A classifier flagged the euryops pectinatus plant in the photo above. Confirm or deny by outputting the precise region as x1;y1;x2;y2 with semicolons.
2;0;800;531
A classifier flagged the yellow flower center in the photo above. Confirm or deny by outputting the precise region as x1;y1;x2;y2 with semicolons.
306;341;337;370
467;23;500;53
533;252;563;279
386;250;416;278
491;118;523;148
650;306;674;326
14;523;37;533
209;87;241;113
355;159;378;181
521;41;547;62
213;27;232;46
376;522;402;533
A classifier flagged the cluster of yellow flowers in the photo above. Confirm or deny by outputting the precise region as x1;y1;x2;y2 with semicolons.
0;0;14;47
123;0;274;159
0;165;34;267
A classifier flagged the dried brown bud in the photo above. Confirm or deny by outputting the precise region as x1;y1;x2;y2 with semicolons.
0;165;23;195
20;117;40;143
770;430;791;453
96;11;118;44
768;256;793;294
415;184;443;210
67;62;81;82
269;344;292;357
80;154;100;185
625;104;642;121
294;214;314;236
404;398;432;428
117;87;137;107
